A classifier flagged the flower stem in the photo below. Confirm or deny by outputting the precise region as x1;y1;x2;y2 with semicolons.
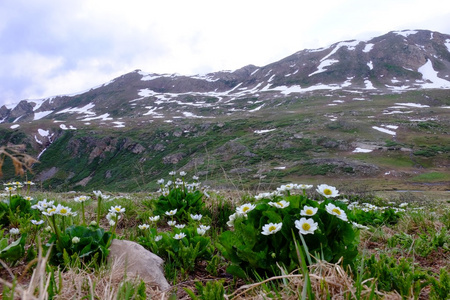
96;196;102;226
81;202;86;225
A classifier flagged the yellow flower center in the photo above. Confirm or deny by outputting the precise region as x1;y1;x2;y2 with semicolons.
243;206;250;212
115;208;121;212
306;209;313;215
49;208;56;213
60;208;67;214
332;208;341;215
302;223;311;231
276;202;284;207
324;188;332;195
269;225;277;232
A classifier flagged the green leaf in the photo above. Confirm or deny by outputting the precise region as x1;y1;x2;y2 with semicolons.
226;264;248;279
0;236;25;262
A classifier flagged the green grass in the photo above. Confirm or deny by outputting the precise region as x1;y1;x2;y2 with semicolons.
411;172;450;182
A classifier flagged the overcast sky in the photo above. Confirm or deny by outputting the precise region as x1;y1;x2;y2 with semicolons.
1;0;450;108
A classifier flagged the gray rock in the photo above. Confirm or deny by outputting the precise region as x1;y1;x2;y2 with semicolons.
107;239;170;291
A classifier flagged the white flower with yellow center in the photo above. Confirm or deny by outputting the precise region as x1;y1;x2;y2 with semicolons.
56;205;73;216
5;186;16;192
197;228;206;235
316;184;340;198
300;206;318;216
173;233;186;240
138;224;150;230
261;222;282;235
351;222;369;230
325;203;348;221
149;216;160;222
199;225;210;231
42;206;58;216
297;184;313;190
74;195;89;202
25;196;33;201
109;205;125;214
167;220;177;226
175;224;186;229
236;203;256;216
31;219;44;225
268;200;290;209
165;209;177;216
155;235;163;242
295;218;318;235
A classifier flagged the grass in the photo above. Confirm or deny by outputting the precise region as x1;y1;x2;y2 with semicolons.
1;182;449;299
411;171;450;182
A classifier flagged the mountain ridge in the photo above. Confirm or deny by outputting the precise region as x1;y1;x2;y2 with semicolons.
0;29;449;192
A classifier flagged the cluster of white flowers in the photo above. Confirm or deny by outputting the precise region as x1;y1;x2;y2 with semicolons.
157;172;204;195
347;201;407;213
277;183;313;193
3;181;24;190
197;224;210;236
32;200;77;217
9;228;20;235
227;203;257;227
93;191;111;200
31;199;54;210
31;219;44;225
106;205;125;226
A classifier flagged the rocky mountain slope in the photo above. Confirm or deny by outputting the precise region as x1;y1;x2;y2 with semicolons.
1;29;449;192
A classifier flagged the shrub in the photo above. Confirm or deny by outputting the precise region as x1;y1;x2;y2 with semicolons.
218;185;360;279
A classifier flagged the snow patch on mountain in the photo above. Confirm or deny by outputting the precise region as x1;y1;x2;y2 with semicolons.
393;30;418;37
372;126;396;135
34;111;53;120
418;59;450;88
38;129;50;137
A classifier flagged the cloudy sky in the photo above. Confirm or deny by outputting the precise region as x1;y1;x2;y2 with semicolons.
1;0;450;108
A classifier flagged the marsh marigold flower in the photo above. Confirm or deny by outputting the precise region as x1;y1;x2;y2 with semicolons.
268;200;290;209
236;203;256;216
261;222;282;235
325;203;348;221
295;218;318;235
316;184;340;198
300;205;318;216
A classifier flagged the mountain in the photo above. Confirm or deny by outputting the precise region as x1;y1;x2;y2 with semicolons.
1;29;449;192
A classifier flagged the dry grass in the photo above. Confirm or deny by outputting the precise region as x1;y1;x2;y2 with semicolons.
228;259;400;300
0;144;39;177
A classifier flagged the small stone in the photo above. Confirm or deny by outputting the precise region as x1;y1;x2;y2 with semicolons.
107;239;170;291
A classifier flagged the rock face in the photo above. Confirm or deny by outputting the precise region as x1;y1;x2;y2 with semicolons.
107;239;170;291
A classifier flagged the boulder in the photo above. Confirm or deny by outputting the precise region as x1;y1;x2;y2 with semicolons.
107;239;170;291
